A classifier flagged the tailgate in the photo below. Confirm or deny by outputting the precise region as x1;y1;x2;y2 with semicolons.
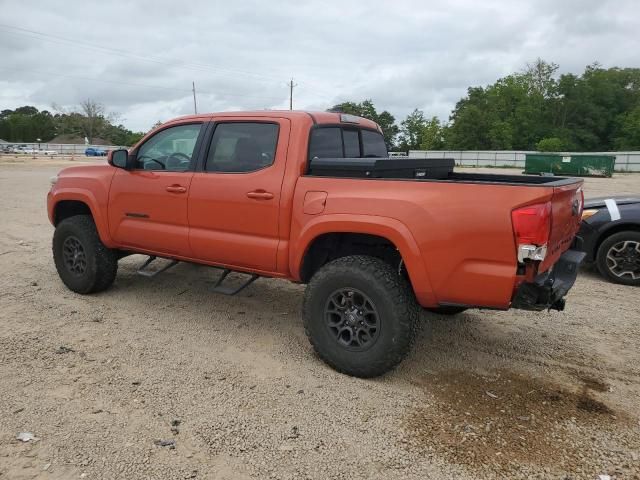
539;180;584;272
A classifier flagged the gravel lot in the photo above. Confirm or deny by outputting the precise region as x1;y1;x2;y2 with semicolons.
1;156;639;480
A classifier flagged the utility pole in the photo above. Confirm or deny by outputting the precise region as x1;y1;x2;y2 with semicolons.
192;81;198;114
288;78;297;110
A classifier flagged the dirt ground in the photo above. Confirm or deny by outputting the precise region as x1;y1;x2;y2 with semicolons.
1;156;639;480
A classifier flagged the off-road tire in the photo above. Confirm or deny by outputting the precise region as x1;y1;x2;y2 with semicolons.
303;255;418;378
426;306;468;315
53;215;118;294
596;231;640;286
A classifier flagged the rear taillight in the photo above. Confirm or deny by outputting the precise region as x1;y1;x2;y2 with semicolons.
512;202;551;263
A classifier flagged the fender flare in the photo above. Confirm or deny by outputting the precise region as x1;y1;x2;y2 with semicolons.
291;213;436;305
48;188;115;248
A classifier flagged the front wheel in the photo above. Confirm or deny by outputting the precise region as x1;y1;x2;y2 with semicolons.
53;215;118;294
303;255;418;378
596;231;640;286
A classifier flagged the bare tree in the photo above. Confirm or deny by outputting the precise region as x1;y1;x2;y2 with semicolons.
80;99;106;143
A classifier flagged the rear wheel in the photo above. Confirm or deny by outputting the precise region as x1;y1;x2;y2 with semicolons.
53;215;118;293
303;255;418;378
596;231;640;286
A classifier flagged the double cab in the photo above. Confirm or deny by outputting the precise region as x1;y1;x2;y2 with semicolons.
48;111;585;377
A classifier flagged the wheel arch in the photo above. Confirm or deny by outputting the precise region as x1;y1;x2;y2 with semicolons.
595;223;640;259
53;200;92;225
291;215;435;306
50;190;114;247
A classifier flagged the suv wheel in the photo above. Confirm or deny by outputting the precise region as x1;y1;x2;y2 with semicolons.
303;255;418;378
596;231;640;286
53;215;118;293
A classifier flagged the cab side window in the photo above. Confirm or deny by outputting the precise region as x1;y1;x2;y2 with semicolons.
308;128;343;159
206;122;279;173
136;124;202;171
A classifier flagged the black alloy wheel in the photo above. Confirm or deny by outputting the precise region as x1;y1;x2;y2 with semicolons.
325;288;381;351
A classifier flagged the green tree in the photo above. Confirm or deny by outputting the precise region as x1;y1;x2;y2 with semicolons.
398;109;428;151
0;106;57;142
614;105;640;149
419;116;446;150
446;88;493;149
0;105;144;146
536;137;568;152
446;60;640;151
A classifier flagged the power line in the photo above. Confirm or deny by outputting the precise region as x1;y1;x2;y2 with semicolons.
0;67;286;103
0;24;343;105
0;24;287;85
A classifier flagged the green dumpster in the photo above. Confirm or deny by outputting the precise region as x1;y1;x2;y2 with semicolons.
524;153;616;177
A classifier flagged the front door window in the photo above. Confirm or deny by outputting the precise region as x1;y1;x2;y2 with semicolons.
136;124;202;171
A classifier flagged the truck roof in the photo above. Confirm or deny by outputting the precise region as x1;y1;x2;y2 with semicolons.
167;111;381;131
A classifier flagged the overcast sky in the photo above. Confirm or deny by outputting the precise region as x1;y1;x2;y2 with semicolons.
1;0;638;132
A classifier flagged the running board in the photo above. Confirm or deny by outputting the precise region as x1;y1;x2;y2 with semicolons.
212;269;259;295
137;256;179;278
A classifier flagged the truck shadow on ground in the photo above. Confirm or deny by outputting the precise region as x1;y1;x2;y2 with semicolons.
113;257;597;382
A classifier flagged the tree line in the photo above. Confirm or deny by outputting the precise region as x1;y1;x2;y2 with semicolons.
2;60;639;151
0;100;144;146
332;60;640;152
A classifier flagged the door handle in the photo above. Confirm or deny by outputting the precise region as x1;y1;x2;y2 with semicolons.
246;191;274;200
166;185;187;194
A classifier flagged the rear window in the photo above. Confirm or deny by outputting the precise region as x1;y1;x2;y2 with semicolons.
308;127;387;159
362;130;388;157
343;129;361;157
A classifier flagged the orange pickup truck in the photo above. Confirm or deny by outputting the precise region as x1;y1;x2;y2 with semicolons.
47;111;585;377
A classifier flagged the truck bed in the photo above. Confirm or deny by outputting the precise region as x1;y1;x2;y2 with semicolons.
307;157;580;187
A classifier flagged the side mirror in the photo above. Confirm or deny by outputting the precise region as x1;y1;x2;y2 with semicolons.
108;149;130;169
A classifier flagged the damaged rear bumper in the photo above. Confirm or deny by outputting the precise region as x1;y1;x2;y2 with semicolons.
511;249;585;311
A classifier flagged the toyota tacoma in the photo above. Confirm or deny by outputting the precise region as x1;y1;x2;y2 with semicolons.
48;111;585;377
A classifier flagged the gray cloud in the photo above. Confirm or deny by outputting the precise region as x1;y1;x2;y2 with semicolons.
1;0;638;131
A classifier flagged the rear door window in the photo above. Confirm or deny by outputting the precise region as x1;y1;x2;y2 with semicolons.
205;122;279;173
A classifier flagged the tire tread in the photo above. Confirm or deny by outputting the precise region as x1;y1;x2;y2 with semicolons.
53;215;118;293
302;255;418;377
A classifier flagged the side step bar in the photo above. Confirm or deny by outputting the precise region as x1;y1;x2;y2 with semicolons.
212;269;259;295
136;255;259;296
137;256;179;278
